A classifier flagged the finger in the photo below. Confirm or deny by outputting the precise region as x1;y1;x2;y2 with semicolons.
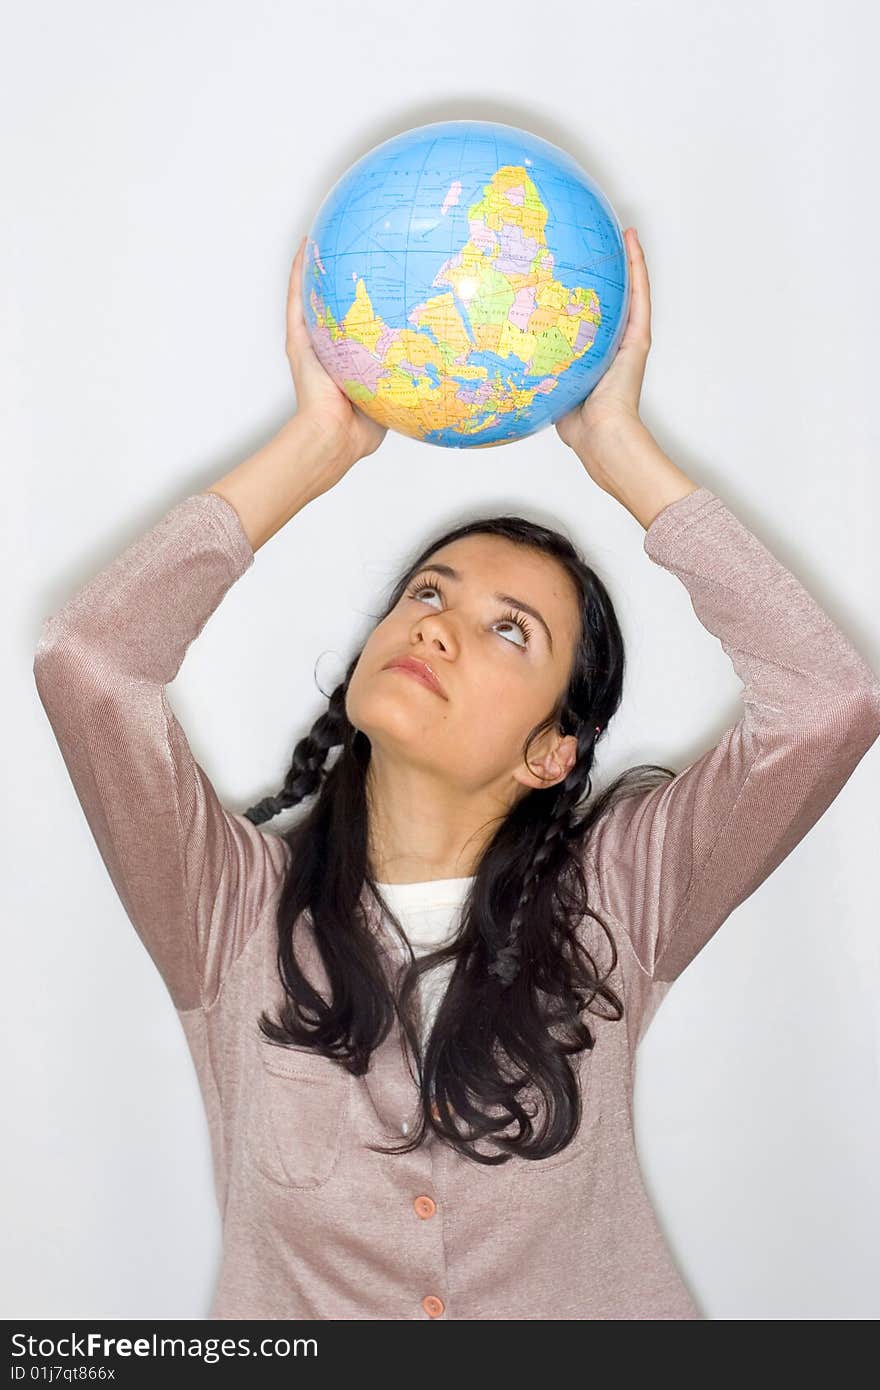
287;236;307;306
286;235;310;347
623;228;651;346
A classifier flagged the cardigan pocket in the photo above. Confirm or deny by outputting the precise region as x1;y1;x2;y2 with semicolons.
246;1041;352;1191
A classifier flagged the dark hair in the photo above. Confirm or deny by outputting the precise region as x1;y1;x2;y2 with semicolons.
244;513;676;1166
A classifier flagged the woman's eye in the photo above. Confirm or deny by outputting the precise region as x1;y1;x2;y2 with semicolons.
407;583;443;613
494;618;528;648
406;582;530;649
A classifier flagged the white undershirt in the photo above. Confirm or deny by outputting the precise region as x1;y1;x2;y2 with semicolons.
373;875;475;1046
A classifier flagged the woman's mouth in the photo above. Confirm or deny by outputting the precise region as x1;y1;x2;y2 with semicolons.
382;657;447;699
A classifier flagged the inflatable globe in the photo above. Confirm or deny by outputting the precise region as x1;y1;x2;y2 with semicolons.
302;120;631;449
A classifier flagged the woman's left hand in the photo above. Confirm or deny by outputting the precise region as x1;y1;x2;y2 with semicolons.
554;227;652;465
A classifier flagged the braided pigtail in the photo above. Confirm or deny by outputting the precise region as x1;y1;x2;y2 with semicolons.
243;680;350;825
487;723;603;988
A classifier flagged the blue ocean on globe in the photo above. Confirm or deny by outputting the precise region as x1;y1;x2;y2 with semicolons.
302;120;631;449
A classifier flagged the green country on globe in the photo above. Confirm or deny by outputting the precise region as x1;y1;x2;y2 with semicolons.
302;120;631;450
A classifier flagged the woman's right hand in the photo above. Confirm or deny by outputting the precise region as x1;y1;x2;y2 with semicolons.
286;235;388;470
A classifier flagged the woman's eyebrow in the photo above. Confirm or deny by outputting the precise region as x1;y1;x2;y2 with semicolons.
418;562;553;652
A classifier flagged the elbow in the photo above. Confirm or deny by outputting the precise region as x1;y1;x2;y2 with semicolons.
858;680;880;739
33;622;70;718
826;682;880;759
769;684;880;770
32;619;97;717
33;615;72;684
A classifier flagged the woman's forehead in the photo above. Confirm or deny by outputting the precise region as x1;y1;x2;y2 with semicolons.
425;532;546;575
423;534;570;600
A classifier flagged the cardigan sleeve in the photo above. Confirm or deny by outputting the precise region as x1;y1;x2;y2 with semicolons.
32;490;286;1013
585;486;880;984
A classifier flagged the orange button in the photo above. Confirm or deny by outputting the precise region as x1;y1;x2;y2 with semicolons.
413;1194;436;1219
422;1294;445;1318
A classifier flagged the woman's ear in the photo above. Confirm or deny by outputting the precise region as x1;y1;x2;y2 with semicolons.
516;733;579;791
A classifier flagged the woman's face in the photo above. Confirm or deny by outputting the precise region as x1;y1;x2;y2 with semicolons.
346;533;582;797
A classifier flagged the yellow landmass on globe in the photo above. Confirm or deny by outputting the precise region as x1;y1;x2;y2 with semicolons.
307;165;602;441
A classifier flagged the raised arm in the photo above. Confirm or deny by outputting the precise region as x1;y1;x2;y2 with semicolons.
557;229;880;984
32;413;365;1012
33;232;390;1013
585;482;880;983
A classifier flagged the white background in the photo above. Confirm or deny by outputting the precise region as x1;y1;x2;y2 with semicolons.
5;0;879;1320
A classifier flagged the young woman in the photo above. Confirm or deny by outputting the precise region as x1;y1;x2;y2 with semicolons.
33;230;880;1320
